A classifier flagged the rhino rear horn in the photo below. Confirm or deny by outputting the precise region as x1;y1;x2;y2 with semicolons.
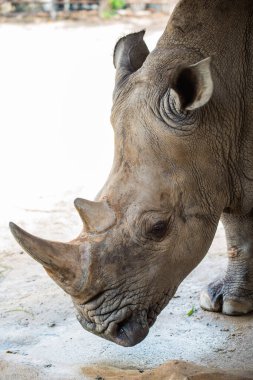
9;222;90;296
113;30;149;86
74;198;116;233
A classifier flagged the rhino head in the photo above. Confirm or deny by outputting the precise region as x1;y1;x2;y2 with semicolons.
10;31;226;347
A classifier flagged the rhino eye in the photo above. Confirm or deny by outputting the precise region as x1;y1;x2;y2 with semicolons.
146;220;169;241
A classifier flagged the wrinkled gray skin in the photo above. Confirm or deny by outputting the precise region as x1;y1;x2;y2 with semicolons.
10;0;253;347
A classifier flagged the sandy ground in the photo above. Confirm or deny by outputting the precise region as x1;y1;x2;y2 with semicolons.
1;15;253;380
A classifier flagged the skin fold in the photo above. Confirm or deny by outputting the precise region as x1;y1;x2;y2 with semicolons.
10;0;253;346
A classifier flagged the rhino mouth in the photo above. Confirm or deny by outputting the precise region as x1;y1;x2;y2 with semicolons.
75;286;177;346
76;307;157;347
114;313;150;346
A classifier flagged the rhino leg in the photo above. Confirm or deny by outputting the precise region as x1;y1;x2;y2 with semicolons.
200;211;253;315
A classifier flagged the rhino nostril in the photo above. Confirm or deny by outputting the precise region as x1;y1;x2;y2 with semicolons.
116;316;132;339
113;313;150;347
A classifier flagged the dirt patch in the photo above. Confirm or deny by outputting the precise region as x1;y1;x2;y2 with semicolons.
83;360;253;379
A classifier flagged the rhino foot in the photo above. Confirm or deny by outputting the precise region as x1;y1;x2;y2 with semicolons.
201;212;253;316
200;278;253;315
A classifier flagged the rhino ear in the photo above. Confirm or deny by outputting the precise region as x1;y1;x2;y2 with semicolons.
170;57;213;111
113;30;149;79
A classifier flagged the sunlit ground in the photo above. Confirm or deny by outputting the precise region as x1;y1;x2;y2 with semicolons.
0;21;163;231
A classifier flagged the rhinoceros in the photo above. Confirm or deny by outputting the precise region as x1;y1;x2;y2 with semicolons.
10;0;253;347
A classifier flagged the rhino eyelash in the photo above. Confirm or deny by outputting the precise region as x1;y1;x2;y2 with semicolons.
145;219;170;241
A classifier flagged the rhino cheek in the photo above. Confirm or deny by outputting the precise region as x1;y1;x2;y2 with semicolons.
170;215;220;284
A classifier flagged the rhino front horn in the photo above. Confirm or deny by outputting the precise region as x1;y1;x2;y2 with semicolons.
74;198;116;233
9;222;90;296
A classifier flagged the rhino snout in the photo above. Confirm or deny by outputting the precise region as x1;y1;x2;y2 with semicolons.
76;308;150;347
114;313;149;346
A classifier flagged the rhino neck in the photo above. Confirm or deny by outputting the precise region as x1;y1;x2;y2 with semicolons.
155;0;253;215
160;0;252;69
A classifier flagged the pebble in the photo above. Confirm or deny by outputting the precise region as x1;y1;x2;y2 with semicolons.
47;322;56;328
